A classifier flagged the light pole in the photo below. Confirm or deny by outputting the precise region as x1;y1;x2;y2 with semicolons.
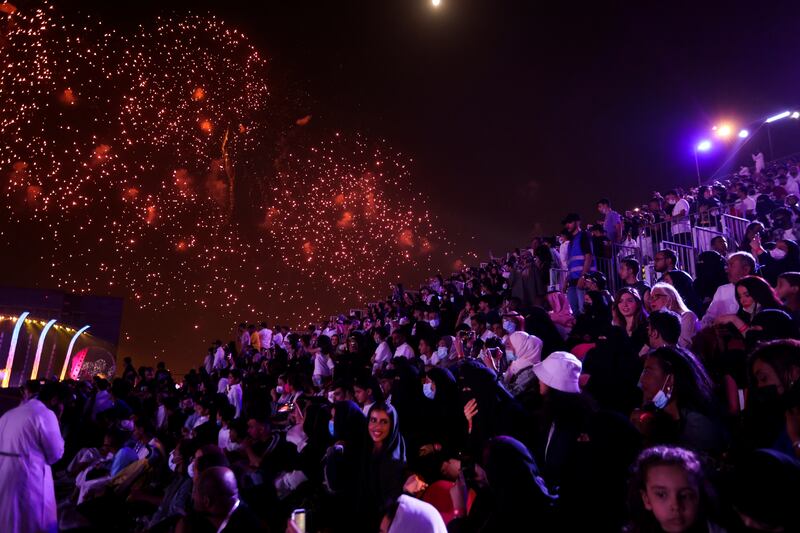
694;140;712;186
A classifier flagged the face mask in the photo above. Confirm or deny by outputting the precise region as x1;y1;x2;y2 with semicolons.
328;419;335;437
652;376;672;410
501;271;511;279
450;297;455;303
667;199;676;206
327;390;336;403
188;460;196;479
502;320;516;333
770;248;787;260
505;350;517;363
436;347;448;361
423;382;436;400
429;319;439;328
276;385;284;395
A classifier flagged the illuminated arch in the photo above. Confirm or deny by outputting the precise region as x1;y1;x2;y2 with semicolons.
59;325;90;382
31;319;57;380
2;311;30;388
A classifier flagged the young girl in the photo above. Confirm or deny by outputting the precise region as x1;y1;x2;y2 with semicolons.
626;446;725;533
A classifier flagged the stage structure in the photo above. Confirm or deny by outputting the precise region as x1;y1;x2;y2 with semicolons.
0;287;123;387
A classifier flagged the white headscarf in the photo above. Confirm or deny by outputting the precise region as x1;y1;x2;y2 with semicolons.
506;331;543;378
388;495;448;533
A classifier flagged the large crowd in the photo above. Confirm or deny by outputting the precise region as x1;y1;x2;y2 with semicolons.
3;152;800;532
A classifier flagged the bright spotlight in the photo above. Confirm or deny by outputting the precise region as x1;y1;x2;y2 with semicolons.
716;124;732;138
738;129;749;138
766;111;791;123
793;112;800;119
696;140;712;152
431;0;441;6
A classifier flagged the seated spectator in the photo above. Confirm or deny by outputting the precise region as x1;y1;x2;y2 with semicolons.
626;446;724;533
701;252;756;328
649;283;700;349
714;275;784;332
710;235;728;257
776;271;800;327
653;249;678;280
693;251;728;312
181;466;261;532
357;403;406;531
661;269;704;318
645;309;683;350
619;258;651;308
632;347;726;454
613;287;649;353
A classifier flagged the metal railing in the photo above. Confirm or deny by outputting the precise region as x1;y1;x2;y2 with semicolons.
660;240;697;278
693;226;725;254
721;214;750;249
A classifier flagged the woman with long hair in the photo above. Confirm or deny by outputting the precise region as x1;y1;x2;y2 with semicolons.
613;287;649;353
649;283;700;349
661;270;704;318
632;347;726;454
714;275;783;333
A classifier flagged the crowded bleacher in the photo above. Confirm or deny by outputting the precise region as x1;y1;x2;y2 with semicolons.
5;154;800;532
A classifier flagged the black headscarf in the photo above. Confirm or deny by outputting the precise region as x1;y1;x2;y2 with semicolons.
731;449;800;532
694;251;728;303
666;269;703;317
479;436;556;531
425;367;468;454
357;403;406;530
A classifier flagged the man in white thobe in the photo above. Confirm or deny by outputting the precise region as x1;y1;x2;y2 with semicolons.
0;383;65;533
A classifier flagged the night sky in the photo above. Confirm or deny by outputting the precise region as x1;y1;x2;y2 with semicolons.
5;0;800;374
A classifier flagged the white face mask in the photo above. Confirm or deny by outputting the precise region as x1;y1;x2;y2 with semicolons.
770;247;787;260
429;319;440;328
435;347;448;361
502;320;516;333
187;460;196;479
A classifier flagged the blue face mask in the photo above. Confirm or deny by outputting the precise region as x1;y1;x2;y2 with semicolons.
652;376;672;409
505;350;517;362
423;382;436;400
503;320;516;333
328;419;335;437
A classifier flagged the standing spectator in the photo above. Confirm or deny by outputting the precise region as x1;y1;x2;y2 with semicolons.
0;382;66;533
753;150;765;174
227;369;244;419
598;198;624;244
665;190;692;246
213;340;227;371
258;322;273;352
562;212;596;315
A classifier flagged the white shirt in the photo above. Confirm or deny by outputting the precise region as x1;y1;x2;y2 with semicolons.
217;377;230;394
671;198;691;235
313;353;334;379
701;283;738;328
273;332;284;350
786;175;800;196
213;347;226;370
0;399;64;533
227;383;243;419
258;328;273;349
373;341;393;370
394;342;415;359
